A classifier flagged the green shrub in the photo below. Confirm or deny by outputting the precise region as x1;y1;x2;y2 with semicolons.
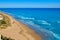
1;35;14;40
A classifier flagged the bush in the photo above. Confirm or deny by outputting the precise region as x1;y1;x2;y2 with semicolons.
1;35;14;40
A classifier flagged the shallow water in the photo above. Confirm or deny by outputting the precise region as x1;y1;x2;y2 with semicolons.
0;8;60;40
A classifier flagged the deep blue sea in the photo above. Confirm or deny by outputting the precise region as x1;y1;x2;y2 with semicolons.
0;8;60;40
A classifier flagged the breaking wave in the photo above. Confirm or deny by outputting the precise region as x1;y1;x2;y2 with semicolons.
57;21;60;23
1;11;60;40
16;16;60;40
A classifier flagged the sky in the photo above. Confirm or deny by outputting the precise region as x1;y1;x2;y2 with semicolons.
0;0;60;8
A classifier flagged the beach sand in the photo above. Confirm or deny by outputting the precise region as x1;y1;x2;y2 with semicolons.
0;12;42;40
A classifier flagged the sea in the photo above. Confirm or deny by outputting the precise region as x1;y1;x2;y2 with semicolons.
0;8;60;40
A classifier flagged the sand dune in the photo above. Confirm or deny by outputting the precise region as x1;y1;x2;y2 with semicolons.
0;12;42;40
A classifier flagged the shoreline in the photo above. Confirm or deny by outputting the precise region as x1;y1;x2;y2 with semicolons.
0;12;42;40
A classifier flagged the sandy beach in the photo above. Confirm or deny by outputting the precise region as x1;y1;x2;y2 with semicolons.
0;12;42;40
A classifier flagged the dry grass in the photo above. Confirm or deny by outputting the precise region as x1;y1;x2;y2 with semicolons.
0;13;11;29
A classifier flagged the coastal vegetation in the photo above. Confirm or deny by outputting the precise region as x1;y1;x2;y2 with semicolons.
1;35;14;40
0;13;11;29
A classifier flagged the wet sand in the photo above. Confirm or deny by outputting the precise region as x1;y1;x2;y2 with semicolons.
0;12;42;40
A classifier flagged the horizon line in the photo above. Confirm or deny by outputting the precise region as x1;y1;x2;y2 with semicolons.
0;8;60;9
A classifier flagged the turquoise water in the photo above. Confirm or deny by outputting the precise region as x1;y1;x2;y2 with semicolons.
0;8;60;40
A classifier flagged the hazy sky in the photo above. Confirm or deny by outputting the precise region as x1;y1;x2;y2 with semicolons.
0;0;60;8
